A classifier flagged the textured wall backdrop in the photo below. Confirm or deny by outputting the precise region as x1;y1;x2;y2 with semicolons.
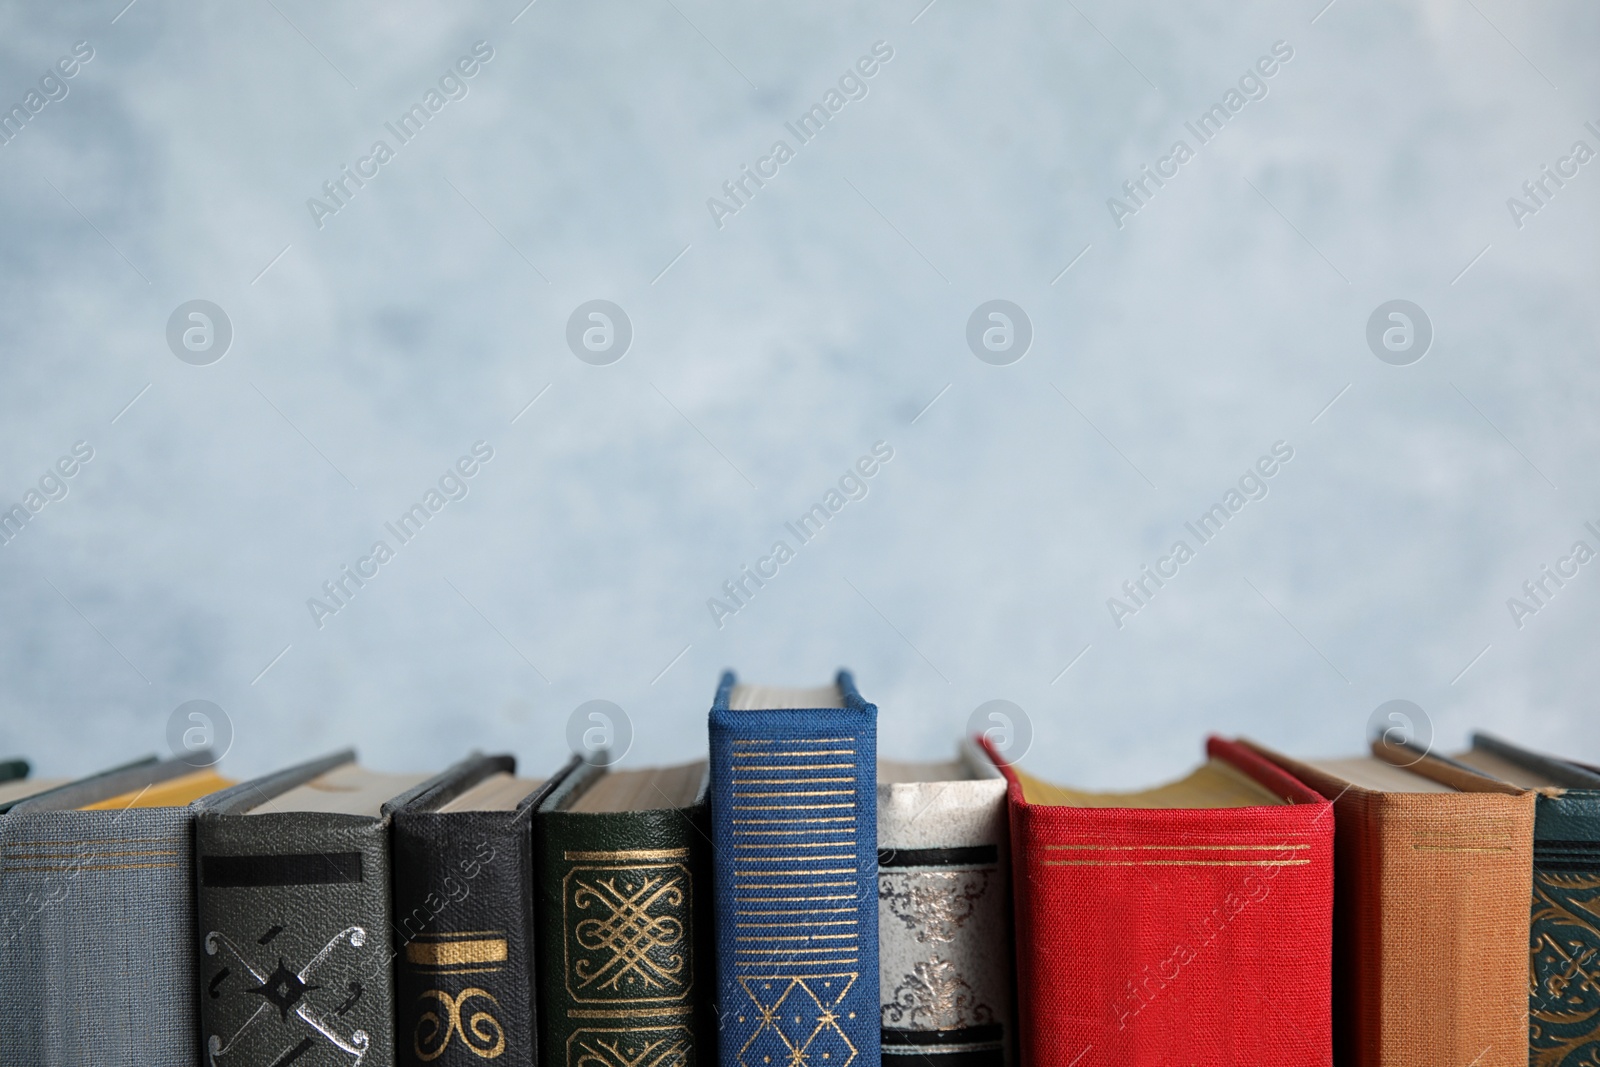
1;0;1596;786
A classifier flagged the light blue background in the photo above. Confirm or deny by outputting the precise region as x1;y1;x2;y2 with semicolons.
1;0;1596;787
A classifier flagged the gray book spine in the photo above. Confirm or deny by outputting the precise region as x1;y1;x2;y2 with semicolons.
0;807;199;1066
195;811;398;1067
877;776;1015;1067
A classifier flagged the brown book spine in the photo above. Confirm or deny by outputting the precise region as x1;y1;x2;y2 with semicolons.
1243;743;1535;1067
1366;791;1534;1066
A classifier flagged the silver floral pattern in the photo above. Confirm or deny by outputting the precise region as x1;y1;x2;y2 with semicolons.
881;956;996;1030
878;869;991;944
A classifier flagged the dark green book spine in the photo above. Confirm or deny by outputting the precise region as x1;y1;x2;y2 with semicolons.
1530;791;1600;1066
534;771;714;1067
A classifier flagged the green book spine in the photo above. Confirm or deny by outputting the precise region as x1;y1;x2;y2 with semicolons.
534;766;714;1067
1530;792;1600;1067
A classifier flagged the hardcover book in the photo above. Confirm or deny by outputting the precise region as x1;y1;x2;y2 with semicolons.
1451;734;1600;1067
194;751;432;1067
708;672;880;1067
986;736;1334;1067
877;743;1013;1067
390;752;576;1067
534;757;714;1067
1244;738;1536;1067
0;752;233;1066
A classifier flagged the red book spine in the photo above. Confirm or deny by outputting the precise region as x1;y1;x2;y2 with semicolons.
989;737;1334;1066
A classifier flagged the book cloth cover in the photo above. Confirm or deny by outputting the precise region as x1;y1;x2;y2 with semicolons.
1245;738;1535;1067
708;671;880;1067
989;735;1334;1067
0;753;230;1066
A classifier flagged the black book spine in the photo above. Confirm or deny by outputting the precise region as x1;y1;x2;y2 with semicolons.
392;807;538;1066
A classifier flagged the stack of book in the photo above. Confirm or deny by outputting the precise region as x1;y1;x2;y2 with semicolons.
0;671;1595;1067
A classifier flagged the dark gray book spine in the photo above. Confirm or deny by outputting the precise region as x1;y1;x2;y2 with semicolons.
0;807;199;1066
196;811;398;1067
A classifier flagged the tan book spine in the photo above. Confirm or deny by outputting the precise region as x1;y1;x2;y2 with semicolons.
1243;742;1535;1067
1370;790;1533;1066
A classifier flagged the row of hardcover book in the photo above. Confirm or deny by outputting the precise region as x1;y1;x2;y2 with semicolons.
0;670;1595;1067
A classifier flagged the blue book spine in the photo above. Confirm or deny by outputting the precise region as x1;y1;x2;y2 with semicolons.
709;671;879;1067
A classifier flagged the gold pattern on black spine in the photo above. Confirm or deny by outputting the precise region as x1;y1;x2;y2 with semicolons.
564;856;692;1003
1529;869;1600;1067
569;1027;692;1067
414;988;506;1061
561;848;699;1067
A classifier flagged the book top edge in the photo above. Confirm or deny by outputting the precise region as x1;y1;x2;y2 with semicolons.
1008;757;1288;810
1244;740;1539;811
9;753;207;813
712;668;872;713
540;759;709;815
1465;732;1600;791
0;777;66;807
248;766;432;816
727;683;844;710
